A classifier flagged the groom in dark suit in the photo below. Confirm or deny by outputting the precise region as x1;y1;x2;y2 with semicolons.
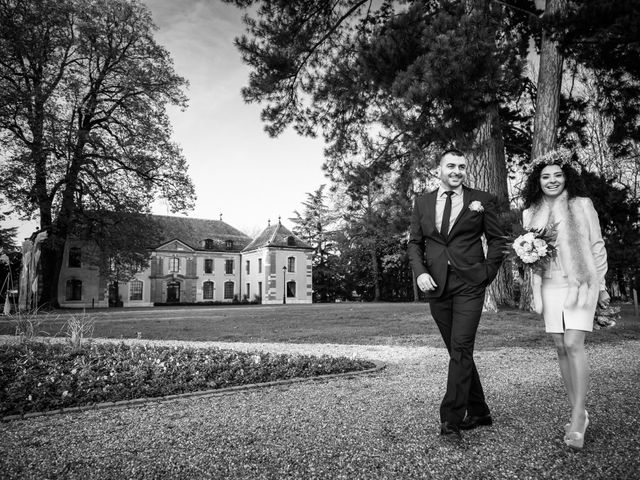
408;149;506;441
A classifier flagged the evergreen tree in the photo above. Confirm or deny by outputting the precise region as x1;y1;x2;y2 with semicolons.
225;0;536;307
517;0;640;309
290;185;341;302
552;0;640;154
228;0;640;307
581;170;640;299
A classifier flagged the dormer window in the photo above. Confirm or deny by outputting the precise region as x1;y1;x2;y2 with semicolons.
204;238;214;250
225;240;233;250
287;236;296;246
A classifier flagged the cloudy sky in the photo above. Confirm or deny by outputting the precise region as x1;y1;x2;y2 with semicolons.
10;0;329;241
144;0;330;236
145;0;330;236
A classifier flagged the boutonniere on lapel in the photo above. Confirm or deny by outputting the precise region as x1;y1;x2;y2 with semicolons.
469;200;484;213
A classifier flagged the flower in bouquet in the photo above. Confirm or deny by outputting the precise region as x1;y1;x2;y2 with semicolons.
594;305;620;329
505;225;557;271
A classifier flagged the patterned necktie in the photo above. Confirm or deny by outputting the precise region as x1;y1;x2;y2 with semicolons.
440;191;454;239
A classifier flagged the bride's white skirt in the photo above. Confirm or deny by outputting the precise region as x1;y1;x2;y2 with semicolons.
541;271;597;333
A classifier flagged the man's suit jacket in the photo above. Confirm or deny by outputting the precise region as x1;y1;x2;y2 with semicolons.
407;186;506;299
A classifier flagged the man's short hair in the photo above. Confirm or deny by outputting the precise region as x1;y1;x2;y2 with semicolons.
439;148;466;163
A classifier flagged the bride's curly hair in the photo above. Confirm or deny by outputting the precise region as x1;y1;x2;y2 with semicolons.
522;163;587;208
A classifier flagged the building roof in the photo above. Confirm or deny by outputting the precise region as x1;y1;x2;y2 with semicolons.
243;221;313;252
152;215;252;252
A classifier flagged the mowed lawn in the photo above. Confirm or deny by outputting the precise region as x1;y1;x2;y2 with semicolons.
2;302;640;479
1;301;638;349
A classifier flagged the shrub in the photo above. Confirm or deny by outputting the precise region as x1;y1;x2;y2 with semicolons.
61;311;95;351
8;308;57;343
0;341;375;416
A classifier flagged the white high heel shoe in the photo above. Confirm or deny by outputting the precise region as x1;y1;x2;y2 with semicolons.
565;411;589;450
564;410;589;433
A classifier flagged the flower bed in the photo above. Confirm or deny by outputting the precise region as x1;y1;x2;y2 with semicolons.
0;341;375;416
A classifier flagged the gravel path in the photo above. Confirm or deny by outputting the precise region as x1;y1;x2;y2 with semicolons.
1;338;639;479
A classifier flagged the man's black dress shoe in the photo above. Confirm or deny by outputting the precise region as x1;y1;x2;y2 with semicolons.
460;414;493;430
440;421;462;440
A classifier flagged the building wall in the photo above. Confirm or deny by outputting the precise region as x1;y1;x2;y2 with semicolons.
57;240;108;309
121;271;153;308
260;248;312;305
242;248;268;302
55;240;311;308
150;245;243;303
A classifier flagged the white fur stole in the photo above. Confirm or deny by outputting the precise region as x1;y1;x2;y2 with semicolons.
525;191;599;308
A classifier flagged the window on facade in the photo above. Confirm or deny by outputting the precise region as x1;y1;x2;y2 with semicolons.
68;247;81;268
129;280;143;301
287;256;296;273
225;259;234;274
246;283;250;299
65;279;82;301
203;281;214;300
204;238;214;250
258;258;262;273
225;240;234;250
286;280;296;298
287;236;296;246
204;259;213;274
169;257;180;273
245;260;250;274
224;281;234;299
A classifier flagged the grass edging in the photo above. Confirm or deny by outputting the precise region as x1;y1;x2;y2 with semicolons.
1;360;386;423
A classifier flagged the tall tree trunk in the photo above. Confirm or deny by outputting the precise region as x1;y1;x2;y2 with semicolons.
467;105;514;311
520;0;566;311
31;98;58;308
370;246;381;301
43;130;87;308
532;0;565;158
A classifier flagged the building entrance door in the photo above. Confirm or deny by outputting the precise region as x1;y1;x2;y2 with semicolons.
167;281;180;303
108;282;123;307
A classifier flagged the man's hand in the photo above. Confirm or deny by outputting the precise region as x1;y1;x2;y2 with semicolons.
417;273;437;292
597;290;610;309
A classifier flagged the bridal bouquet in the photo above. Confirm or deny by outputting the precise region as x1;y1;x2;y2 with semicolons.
594;305;620;329
505;225;557;271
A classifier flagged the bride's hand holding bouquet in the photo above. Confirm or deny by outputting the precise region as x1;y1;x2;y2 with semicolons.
505;224;557;272
504;224;558;314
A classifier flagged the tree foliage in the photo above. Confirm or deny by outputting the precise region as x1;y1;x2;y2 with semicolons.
0;0;195;306
552;0;640;153
0;210;18;254
289;185;341;302
228;0;640;305
340;192;414;301
226;0;538;306
227;0;535;184
75;211;164;284
581;170;640;297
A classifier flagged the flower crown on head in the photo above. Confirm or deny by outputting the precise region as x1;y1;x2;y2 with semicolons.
526;147;579;172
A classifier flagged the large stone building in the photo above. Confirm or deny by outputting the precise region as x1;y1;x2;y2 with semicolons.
22;215;313;309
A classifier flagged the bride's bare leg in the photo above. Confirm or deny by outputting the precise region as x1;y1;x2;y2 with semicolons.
551;333;575;409
564;329;588;432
